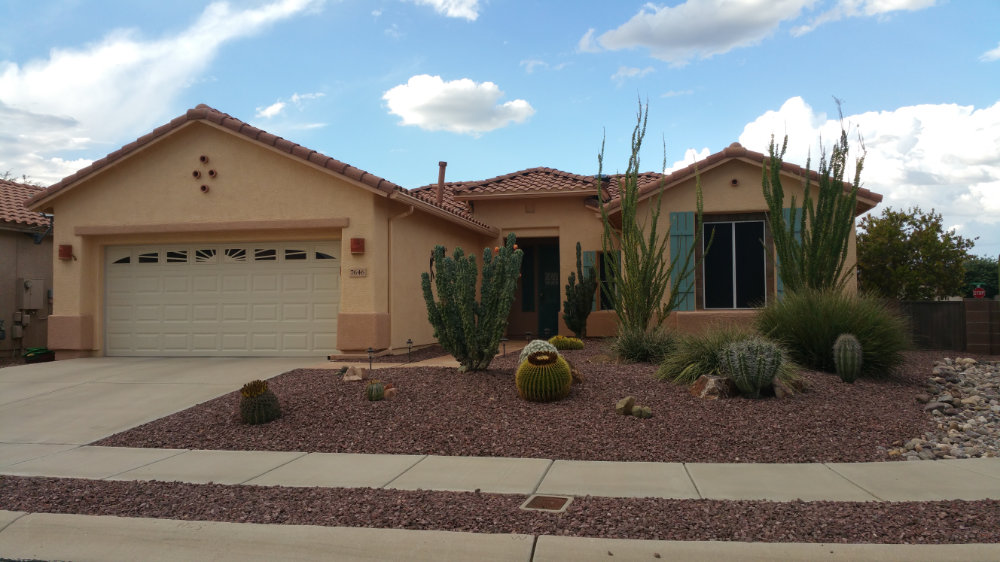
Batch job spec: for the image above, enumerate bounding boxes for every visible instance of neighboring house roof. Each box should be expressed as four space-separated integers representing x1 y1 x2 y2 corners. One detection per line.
454 167 599 199
0 179 48 230
24 104 497 235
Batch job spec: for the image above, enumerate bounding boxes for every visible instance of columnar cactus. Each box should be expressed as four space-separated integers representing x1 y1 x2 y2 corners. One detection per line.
239 379 281 425
519 339 559 363
562 242 598 338
421 232 523 372
718 338 783 398
516 351 573 402
833 333 863 383
549 335 584 350
365 380 386 401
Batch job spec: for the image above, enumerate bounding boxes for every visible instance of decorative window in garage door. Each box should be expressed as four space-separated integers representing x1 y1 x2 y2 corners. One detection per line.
107 244 339 266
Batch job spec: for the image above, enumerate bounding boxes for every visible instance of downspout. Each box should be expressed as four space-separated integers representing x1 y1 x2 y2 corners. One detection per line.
387 204 415 352
436 161 446 205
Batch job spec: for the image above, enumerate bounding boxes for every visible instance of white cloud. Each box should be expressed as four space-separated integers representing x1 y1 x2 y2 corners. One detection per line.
981 41 1000 62
577 28 601 53
737 96 1000 254
520 59 548 73
382 74 535 135
0 0 322 184
793 0 937 35
660 89 694 98
597 0 815 65
666 147 711 173
255 101 287 119
611 65 655 86
407 0 479 21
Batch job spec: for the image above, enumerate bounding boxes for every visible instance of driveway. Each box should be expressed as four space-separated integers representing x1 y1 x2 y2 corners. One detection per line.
0 357 324 461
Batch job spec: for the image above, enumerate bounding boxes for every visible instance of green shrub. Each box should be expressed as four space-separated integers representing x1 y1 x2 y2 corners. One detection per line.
656 324 799 385
611 326 674 363
549 335 584 350
755 288 909 378
717 337 784 398
519 339 559 363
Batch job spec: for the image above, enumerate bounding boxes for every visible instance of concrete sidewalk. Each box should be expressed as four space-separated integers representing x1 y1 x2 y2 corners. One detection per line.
2 510 999 562
3 445 999 502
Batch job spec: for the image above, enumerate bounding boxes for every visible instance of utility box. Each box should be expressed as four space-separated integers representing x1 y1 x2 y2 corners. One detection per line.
16 278 46 310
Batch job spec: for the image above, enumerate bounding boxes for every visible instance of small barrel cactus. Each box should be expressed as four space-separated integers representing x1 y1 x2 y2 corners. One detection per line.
549 335 584 350
718 338 783 398
365 380 386 401
516 351 573 402
833 333 863 383
239 379 281 425
519 339 559 363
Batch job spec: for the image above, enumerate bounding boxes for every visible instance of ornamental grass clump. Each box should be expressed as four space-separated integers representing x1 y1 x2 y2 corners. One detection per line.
717 337 784 398
755 287 909 378
611 326 674 364
656 324 800 386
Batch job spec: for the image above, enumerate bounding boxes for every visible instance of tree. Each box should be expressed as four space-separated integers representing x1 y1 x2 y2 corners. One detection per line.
0 171 42 186
857 207 976 300
597 100 704 334
421 232 523 372
762 112 864 293
562 242 598 338
963 255 998 299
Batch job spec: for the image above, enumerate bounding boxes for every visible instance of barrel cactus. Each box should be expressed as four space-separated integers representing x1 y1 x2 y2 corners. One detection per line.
365 380 386 401
519 339 559 363
717 338 783 398
549 335 584 350
239 379 281 425
516 351 573 402
833 333 863 383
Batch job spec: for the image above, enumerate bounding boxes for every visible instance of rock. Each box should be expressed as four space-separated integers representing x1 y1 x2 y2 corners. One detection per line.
914 393 931 404
961 396 982 405
773 378 797 399
923 402 948 412
566 359 585 385
615 396 635 415
342 366 366 382
690 375 737 400
384 387 398 400
632 405 652 419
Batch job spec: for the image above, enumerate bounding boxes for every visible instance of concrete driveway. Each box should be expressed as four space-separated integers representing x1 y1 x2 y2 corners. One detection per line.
0 357 324 451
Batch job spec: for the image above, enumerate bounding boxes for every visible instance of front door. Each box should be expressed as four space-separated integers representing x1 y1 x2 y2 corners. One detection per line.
537 244 560 338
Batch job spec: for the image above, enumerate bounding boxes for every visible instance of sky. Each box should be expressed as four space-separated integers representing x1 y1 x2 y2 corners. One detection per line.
1 0 998 256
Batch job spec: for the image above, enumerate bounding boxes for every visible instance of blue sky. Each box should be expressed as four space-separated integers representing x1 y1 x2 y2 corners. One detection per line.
1 0 998 255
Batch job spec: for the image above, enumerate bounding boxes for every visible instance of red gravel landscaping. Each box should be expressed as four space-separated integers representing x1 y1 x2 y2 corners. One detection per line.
93 340 968 463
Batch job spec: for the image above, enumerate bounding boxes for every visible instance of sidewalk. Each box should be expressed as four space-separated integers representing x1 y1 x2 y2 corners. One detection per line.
3 444 999 502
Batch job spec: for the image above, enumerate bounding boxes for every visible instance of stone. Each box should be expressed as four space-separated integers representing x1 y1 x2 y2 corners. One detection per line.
914 393 931 404
342 366 366 382
773 378 797 399
690 375 737 400
566 359 585 385
384 387 398 400
615 396 635 415
923 402 948 412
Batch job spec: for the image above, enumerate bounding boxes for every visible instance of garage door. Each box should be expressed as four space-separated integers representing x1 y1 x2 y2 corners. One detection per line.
105 242 339 356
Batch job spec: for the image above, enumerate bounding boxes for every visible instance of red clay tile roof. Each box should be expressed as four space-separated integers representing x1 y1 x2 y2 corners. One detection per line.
453 167 600 198
410 181 477 216
1 179 48 228
28 104 404 208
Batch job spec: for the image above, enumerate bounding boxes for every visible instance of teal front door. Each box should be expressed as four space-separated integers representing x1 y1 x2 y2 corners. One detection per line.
537 244 560 338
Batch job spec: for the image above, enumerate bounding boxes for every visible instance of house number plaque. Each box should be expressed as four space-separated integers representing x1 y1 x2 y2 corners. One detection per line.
349 267 367 278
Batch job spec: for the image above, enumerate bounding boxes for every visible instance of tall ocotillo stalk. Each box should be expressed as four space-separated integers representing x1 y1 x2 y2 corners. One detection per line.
421 232 523 372
597 100 705 333
763 102 865 293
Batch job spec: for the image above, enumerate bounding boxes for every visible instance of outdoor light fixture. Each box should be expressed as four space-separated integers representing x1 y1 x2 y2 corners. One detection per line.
525 331 532 341
501 337 508 356
367 347 374 370
406 338 413 362
543 328 551 339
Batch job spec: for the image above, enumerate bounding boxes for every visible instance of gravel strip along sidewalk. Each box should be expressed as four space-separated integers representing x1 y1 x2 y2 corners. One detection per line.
3 476 1000 544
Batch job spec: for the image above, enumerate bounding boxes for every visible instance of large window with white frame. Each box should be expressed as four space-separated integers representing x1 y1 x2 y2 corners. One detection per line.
702 221 766 309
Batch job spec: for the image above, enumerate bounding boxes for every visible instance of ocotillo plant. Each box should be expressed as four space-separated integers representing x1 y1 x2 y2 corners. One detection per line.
562 241 598 338
421 232 523 372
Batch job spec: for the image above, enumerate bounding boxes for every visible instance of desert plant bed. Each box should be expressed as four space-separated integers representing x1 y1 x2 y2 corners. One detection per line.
92 340 985 464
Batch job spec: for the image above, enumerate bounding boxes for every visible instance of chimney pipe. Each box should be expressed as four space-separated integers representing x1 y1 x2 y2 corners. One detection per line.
437 161 447 205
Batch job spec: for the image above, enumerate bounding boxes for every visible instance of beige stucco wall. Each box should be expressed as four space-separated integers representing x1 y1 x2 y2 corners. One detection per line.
41 121 390 356
0 230 53 352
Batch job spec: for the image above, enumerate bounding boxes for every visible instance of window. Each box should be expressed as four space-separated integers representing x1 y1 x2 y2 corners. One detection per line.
166 250 188 263
284 249 307 261
138 251 158 264
594 251 618 311
254 248 276 261
703 221 766 309
224 248 247 263
195 249 217 264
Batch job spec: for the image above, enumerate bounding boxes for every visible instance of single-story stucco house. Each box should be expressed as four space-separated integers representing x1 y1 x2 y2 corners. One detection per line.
1 178 53 354
26 105 882 359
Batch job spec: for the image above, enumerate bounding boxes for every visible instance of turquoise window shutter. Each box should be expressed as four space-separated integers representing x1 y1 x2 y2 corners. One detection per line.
582 251 596 311
670 212 696 311
775 208 803 299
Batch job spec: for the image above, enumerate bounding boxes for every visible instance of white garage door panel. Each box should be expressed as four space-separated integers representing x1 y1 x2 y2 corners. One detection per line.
106 242 340 357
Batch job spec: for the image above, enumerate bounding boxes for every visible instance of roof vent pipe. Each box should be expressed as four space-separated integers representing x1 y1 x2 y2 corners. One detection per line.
437 161 447 205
